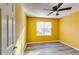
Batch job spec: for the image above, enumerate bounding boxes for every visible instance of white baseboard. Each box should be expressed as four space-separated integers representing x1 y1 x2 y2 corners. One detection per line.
27 40 59 44
60 41 79 51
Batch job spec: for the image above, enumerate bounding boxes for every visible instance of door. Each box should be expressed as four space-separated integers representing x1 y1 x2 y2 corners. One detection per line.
1 3 15 55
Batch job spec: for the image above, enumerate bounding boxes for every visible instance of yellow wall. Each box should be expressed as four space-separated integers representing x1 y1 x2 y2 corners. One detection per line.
27 17 59 43
15 4 27 55
59 11 79 49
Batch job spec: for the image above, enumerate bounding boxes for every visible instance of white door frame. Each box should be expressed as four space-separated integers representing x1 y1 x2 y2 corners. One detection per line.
0 8 1 55
0 3 15 55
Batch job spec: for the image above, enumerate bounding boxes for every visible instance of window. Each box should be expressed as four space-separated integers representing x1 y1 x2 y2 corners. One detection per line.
36 22 52 36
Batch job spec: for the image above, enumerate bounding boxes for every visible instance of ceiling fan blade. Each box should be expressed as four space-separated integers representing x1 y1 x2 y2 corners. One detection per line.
58 7 72 11
47 12 53 16
57 3 63 9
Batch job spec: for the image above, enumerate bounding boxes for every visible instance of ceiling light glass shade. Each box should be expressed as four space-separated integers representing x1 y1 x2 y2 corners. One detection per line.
53 11 58 15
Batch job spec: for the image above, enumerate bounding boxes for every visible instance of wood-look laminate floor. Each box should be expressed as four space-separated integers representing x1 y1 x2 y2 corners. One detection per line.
24 42 79 55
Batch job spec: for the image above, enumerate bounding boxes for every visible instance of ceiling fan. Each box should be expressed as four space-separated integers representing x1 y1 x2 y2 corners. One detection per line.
44 3 72 16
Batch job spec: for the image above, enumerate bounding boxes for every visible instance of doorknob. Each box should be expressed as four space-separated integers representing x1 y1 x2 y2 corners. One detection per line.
13 46 17 50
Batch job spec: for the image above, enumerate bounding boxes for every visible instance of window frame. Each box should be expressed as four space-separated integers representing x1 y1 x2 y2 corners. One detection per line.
36 21 52 36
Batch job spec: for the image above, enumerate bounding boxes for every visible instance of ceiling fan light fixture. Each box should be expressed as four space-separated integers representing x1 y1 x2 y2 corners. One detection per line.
44 3 72 16
53 11 58 15
56 12 59 16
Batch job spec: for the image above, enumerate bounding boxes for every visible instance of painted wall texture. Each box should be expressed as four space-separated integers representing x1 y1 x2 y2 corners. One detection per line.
27 17 59 43
59 11 79 49
15 4 27 55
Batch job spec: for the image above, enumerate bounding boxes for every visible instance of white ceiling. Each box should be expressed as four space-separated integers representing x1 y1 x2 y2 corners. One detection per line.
22 3 79 18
